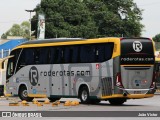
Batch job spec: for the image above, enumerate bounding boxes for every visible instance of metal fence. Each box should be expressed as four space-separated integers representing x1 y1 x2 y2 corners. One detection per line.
0 49 11 58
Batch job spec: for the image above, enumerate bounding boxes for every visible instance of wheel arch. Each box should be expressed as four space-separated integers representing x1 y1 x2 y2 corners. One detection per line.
78 83 90 98
18 83 28 94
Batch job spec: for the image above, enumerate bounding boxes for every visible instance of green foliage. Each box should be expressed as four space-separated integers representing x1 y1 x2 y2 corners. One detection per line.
1 21 30 39
155 42 160 51
1 33 7 39
9 24 21 36
21 21 30 39
153 34 160 42
32 0 143 39
153 34 160 50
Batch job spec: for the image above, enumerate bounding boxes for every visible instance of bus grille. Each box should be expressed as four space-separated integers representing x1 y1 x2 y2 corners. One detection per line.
101 77 112 96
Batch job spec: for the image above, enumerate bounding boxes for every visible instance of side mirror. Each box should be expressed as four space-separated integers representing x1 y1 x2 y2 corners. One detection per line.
0 60 4 69
0 55 14 69
1 61 4 69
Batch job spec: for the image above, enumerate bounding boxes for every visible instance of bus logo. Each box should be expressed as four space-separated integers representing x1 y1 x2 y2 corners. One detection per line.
29 66 39 86
133 41 143 52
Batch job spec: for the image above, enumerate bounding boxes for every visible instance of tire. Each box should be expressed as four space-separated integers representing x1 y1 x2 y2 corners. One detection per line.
108 98 126 105
79 86 90 104
18 86 34 102
48 97 60 102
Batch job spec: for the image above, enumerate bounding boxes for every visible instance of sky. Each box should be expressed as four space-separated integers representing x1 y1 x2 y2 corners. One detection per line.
0 0 41 37
134 0 160 38
0 0 160 38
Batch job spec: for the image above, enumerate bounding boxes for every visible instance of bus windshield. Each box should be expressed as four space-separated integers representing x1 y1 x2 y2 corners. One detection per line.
120 38 155 65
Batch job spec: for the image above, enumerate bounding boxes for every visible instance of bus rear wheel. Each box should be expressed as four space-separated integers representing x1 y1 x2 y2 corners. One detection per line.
18 86 34 102
108 98 126 105
79 86 90 104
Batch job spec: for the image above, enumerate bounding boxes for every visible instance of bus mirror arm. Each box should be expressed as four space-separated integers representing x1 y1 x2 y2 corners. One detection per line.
1 61 5 69
0 55 14 69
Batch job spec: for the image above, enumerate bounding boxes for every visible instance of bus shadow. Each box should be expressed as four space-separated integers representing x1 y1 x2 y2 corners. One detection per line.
29 100 144 107
89 102 144 107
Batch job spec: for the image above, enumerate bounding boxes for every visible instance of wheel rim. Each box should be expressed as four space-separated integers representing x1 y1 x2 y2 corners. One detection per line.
22 90 28 98
81 90 88 101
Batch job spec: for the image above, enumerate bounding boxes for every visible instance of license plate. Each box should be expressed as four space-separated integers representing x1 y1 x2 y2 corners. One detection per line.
134 91 141 94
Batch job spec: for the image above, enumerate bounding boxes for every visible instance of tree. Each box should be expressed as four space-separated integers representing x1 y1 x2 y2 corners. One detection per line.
32 0 143 39
153 34 160 42
1 33 7 39
153 33 160 50
1 21 30 39
21 21 30 39
7 24 21 36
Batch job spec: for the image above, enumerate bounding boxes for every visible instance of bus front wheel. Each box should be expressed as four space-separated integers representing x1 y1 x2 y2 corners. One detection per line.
108 98 126 105
79 86 90 104
18 86 34 102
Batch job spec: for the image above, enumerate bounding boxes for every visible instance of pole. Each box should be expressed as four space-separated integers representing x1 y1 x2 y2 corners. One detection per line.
29 11 31 40
25 10 35 40
1 49 3 58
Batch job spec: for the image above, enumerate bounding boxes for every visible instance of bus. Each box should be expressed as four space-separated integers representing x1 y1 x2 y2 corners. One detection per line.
0 56 12 96
5 37 156 105
0 61 5 96
155 57 160 89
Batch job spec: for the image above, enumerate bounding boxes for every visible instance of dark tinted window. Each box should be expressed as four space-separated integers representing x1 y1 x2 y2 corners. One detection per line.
80 45 95 63
71 46 79 63
14 42 114 70
79 43 114 63
16 48 34 72
121 39 154 55
6 49 21 79
48 43 114 64
49 47 63 64
121 39 155 65
56 47 63 63
49 47 56 64
39 48 49 64
64 47 72 63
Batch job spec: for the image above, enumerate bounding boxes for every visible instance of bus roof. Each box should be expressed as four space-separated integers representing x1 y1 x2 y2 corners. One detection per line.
121 37 151 40
14 37 120 49
22 38 85 45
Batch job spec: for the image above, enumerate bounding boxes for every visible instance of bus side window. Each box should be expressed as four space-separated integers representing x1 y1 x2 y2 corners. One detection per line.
71 46 79 63
80 46 87 63
96 43 114 62
34 48 40 64
16 48 34 72
89 45 96 62
16 49 25 71
25 49 34 65
56 47 63 63
7 49 21 79
96 44 105 62
50 47 56 64
64 47 71 63
104 43 114 60
7 58 14 76
39 47 49 64
80 45 96 63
